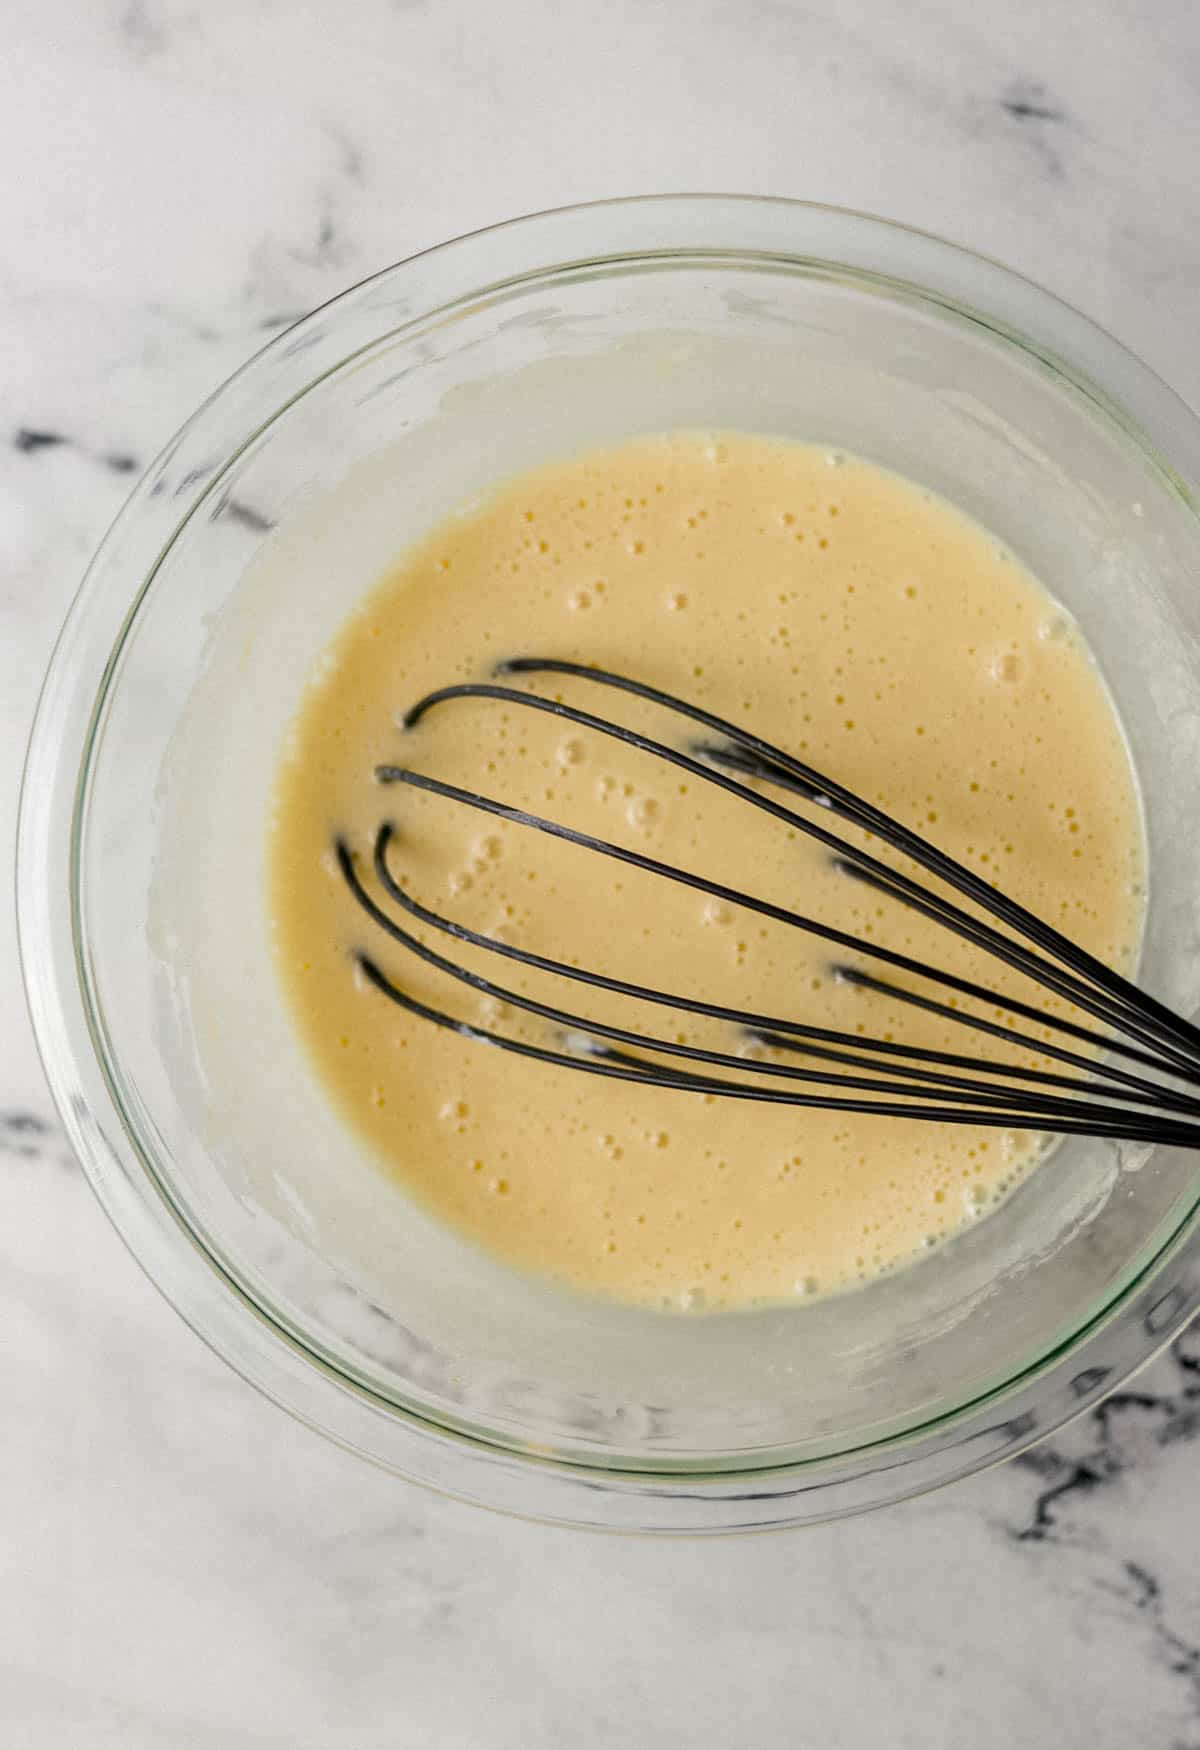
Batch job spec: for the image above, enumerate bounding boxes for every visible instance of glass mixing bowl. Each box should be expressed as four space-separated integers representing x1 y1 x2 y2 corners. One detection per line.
18 197 1200 1530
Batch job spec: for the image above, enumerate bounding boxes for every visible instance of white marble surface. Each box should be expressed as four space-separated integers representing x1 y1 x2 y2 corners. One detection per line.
4 1 1200 1743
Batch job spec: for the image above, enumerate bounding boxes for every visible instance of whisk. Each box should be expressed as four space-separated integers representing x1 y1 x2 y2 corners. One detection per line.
335 658 1200 1150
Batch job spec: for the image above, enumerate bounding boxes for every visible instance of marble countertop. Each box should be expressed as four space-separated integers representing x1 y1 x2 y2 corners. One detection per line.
4 1 1200 1743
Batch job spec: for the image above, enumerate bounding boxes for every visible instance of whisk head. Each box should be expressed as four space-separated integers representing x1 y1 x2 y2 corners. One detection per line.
334 659 1200 1150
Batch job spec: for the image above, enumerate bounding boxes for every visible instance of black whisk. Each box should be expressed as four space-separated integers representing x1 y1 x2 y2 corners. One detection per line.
335 659 1200 1150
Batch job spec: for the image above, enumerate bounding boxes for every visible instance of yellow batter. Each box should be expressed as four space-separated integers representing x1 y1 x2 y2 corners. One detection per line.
269 432 1144 1310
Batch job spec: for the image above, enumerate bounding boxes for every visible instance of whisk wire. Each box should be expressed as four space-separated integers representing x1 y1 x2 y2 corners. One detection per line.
397 669 1200 1074
354 829 1200 1122
502 659 1199 1060
335 660 1200 1150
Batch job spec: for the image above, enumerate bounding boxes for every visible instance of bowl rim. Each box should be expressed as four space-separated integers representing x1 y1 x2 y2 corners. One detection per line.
17 192 1200 1530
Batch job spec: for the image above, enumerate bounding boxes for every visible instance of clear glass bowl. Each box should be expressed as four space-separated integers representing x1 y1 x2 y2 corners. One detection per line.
18 196 1200 1530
